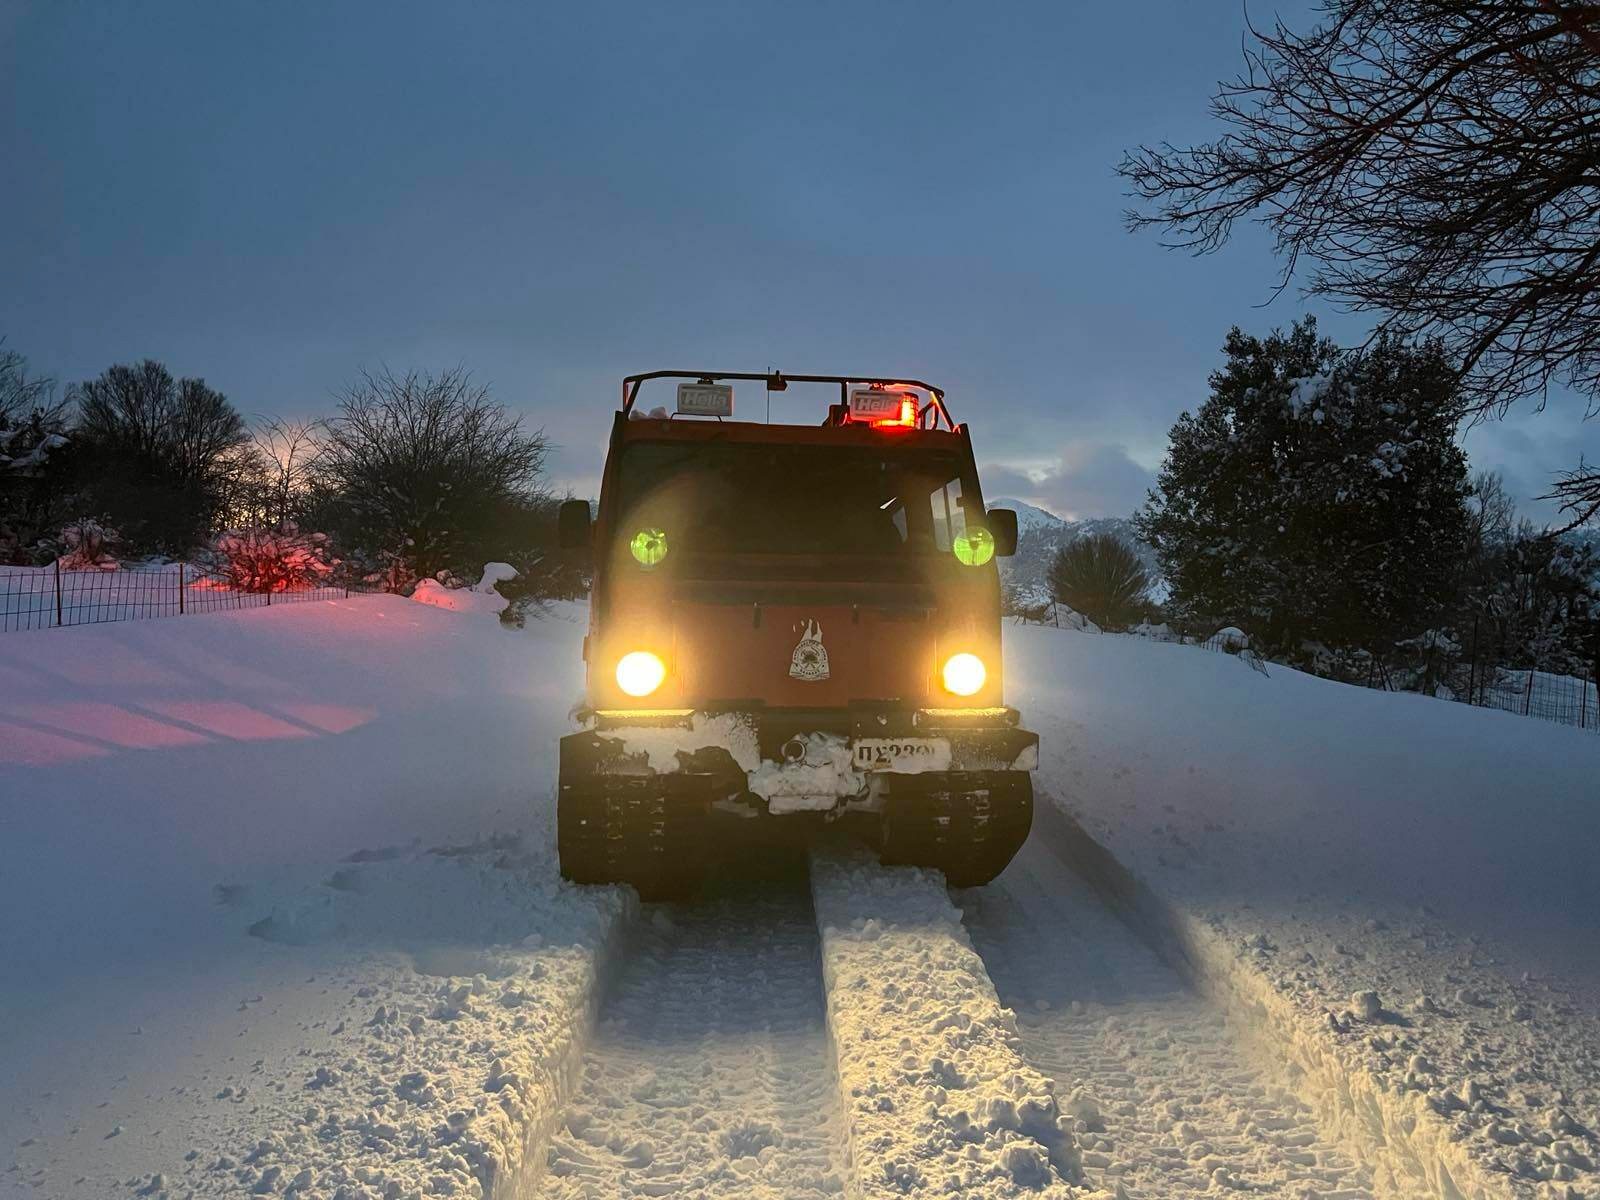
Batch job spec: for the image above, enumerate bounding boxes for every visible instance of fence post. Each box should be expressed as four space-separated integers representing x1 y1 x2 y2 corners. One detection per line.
1467 615 1478 706
178 563 185 614
1524 669 1535 716
54 559 62 627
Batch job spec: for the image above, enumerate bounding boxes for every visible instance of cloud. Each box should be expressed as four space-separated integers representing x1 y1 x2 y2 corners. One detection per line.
980 442 1156 521
1461 403 1600 527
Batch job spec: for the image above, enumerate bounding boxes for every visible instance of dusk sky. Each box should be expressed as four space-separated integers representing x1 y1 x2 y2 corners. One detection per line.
4 0 1595 522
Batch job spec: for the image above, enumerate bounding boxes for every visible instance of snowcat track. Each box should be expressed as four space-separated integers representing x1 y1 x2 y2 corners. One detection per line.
878 770 1033 887
557 776 710 901
538 855 845 1199
957 832 1378 1199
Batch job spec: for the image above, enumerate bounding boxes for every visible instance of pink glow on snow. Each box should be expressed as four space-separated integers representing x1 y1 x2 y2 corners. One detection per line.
0 693 376 765
19 702 212 751
274 702 378 735
143 700 316 742
0 717 115 766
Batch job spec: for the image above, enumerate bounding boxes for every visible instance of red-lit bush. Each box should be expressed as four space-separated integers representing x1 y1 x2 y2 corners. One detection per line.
209 522 334 593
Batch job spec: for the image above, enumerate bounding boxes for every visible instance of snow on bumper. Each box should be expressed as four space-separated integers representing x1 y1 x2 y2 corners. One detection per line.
561 710 1038 813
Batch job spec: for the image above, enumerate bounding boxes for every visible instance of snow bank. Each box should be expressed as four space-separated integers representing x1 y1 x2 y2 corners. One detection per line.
410 568 514 616
809 849 1112 1199
1011 624 1600 1197
188 842 630 1199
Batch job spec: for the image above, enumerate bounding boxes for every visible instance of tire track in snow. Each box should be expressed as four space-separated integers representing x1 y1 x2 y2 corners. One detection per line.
538 855 845 1200
958 836 1376 1200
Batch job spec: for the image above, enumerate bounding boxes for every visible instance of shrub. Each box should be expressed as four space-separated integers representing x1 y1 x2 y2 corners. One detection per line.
209 522 334 593
57 519 121 571
1047 534 1150 630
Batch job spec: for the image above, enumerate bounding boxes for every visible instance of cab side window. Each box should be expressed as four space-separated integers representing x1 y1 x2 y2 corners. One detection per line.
930 478 966 552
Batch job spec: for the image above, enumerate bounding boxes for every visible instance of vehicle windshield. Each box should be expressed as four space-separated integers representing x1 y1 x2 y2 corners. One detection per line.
613 441 982 558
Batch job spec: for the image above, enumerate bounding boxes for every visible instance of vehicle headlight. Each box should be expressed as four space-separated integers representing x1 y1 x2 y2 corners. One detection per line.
941 652 986 697
615 650 666 697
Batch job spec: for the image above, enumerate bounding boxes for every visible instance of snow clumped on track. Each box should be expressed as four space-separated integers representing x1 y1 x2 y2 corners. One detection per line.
809 848 1114 1200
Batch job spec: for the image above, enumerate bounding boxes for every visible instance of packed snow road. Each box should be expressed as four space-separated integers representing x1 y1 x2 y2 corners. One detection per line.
540 851 846 1200
532 827 1379 1200
959 811 1376 1199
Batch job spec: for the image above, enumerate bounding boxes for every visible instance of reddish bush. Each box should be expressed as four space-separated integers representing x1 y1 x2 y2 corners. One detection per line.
209 523 334 593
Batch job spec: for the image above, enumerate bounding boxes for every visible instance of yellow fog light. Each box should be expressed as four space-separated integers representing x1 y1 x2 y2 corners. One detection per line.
615 650 666 697
941 652 986 697
629 527 668 566
953 527 995 566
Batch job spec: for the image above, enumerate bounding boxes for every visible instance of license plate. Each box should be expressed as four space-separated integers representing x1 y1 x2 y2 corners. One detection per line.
853 737 949 771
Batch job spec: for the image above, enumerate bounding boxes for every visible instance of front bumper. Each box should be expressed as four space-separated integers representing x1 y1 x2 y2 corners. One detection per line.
560 706 1038 816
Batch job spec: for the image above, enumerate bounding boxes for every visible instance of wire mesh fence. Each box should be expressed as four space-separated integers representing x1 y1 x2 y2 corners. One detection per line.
1 562 372 633
1010 601 1599 734
1467 668 1600 730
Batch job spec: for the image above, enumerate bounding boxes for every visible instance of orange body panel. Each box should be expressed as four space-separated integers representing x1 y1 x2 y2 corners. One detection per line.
585 412 1004 712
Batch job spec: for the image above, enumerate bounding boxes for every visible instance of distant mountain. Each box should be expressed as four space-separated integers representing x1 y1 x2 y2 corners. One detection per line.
987 498 1167 605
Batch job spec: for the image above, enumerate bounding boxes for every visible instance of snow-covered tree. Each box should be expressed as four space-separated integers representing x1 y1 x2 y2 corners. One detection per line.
1477 533 1600 679
0 343 75 563
1138 318 1474 657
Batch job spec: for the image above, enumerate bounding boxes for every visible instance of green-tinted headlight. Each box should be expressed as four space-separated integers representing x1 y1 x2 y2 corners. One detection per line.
953 526 995 566
629 527 668 566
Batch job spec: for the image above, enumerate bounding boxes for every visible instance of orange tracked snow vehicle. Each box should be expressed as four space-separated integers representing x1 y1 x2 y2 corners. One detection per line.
556 372 1037 897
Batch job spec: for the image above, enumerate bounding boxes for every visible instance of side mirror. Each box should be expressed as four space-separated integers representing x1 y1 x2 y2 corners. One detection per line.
987 507 1018 557
558 499 592 549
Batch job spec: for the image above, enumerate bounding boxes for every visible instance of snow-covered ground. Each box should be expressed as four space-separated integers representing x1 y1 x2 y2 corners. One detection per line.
1 596 624 1197
3 593 1598 1198
1011 624 1600 1196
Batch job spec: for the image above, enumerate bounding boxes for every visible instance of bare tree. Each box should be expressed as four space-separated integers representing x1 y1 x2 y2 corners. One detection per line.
1467 470 1519 550
314 366 547 582
74 361 250 482
1545 457 1600 526
1119 1 1600 524
0 342 56 428
69 360 251 552
244 417 325 526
